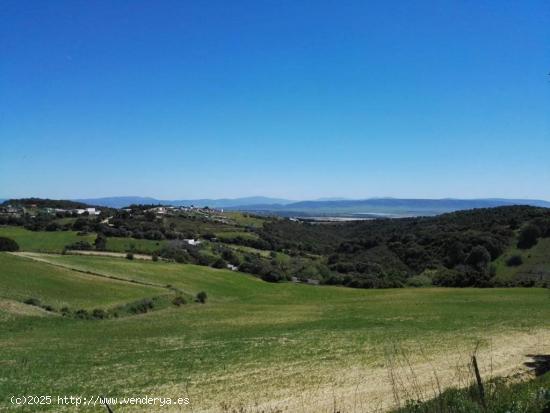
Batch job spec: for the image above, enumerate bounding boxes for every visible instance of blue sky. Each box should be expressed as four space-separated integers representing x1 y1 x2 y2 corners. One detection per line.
1 0 549 200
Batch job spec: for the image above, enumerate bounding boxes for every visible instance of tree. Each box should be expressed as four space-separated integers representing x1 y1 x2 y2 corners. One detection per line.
517 224 541 249
0 237 19 251
94 234 107 250
466 245 491 272
196 291 207 303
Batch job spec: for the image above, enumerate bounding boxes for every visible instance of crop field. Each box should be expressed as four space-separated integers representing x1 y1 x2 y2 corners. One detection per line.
1 252 549 412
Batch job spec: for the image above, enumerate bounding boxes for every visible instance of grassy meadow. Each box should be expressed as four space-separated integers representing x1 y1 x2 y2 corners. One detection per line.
0 226 166 254
0 226 95 253
1 251 549 412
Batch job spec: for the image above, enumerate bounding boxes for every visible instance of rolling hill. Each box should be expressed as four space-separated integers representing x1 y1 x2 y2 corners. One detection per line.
1 251 549 412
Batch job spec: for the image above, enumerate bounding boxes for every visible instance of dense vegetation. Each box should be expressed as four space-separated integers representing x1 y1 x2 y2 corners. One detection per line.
256 206 550 288
2 199 550 289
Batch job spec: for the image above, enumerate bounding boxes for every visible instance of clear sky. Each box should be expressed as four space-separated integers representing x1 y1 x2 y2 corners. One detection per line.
1 1 549 200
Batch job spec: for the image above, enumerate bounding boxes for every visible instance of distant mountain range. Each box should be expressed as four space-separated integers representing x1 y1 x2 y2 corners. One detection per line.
228 198 550 217
69 196 550 217
74 196 294 209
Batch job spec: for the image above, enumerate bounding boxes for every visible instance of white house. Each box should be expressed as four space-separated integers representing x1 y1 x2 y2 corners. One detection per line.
183 239 202 246
75 208 101 216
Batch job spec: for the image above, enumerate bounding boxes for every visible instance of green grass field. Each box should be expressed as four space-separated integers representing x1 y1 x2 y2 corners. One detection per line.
0 226 96 253
0 253 167 310
0 226 166 254
104 237 166 253
1 252 549 412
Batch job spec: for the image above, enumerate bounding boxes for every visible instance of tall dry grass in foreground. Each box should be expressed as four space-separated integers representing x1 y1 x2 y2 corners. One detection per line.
216 334 550 413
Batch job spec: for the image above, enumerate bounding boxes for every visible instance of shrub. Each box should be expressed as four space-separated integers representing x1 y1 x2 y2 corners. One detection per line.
94 234 107 250
65 241 92 251
126 252 134 260
92 309 107 319
0 236 19 251
129 299 154 314
261 272 281 283
172 296 187 306
212 258 227 269
24 297 41 306
196 291 207 304
75 309 90 319
406 274 433 287
506 255 523 267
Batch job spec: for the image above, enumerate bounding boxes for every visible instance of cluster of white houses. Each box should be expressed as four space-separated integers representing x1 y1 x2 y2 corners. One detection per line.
0 204 101 217
44 207 101 216
144 205 224 215
140 205 230 224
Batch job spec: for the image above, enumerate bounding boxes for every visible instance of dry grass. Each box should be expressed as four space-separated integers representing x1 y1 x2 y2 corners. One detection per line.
141 329 550 413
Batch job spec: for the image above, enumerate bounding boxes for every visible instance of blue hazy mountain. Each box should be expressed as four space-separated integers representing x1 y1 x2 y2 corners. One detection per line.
73 196 550 216
75 196 294 209
226 197 550 217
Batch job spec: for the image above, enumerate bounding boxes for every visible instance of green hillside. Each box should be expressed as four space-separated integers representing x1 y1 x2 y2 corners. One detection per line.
0 226 95 253
1 252 549 412
0 253 166 310
493 237 550 284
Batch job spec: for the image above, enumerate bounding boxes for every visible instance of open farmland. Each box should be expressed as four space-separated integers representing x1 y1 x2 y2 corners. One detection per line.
0 252 549 412
0 226 95 253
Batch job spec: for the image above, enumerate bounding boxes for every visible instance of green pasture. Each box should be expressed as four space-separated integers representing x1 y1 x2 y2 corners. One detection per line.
0 252 549 411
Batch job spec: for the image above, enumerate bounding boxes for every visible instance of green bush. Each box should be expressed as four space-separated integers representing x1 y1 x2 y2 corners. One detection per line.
75 309 90 319
128 299 154 314
24 297 41 306
91 309 107 319
196 291 207 304
172 296 187 306
406 274 433 287
0 236 19 251
212 258 227 269
506 255 523 267
66 241 92 251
